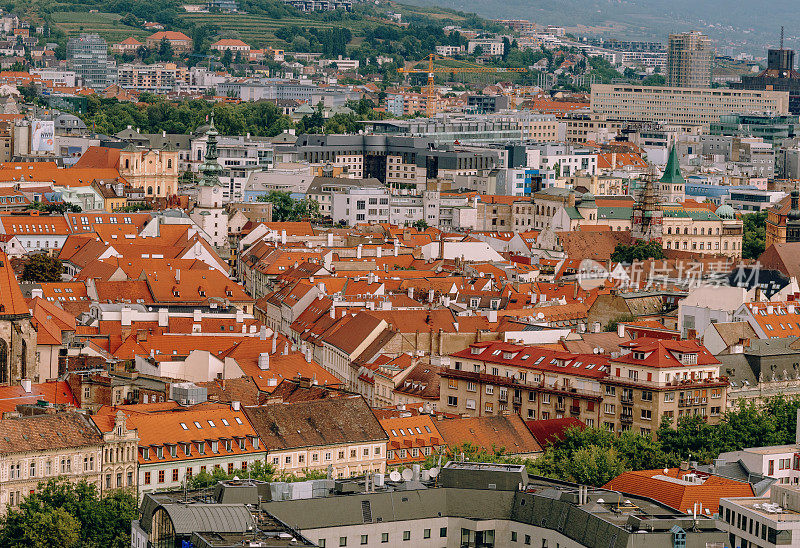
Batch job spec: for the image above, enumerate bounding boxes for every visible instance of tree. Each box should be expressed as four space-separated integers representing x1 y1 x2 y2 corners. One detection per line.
0 479 136 548
221 49 233 67
157 37 174 62
610 240 664 263
21 254 63 283
412 219 429 231
742 211 767 260
258 190 295 221
27 202 81 213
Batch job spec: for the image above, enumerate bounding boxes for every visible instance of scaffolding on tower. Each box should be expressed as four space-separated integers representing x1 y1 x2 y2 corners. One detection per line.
631 165 663 242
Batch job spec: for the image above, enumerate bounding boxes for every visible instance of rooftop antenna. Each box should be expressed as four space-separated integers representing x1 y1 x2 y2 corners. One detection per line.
781 26 785 50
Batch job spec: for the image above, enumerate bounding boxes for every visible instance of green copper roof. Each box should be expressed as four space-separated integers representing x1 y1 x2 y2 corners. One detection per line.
659 145 684 185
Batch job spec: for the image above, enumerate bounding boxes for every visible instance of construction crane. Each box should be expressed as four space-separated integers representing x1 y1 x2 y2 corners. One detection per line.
397 54 528 117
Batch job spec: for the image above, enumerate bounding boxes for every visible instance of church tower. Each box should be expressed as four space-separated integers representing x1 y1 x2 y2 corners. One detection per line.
0 251 37 384
190 114 229 248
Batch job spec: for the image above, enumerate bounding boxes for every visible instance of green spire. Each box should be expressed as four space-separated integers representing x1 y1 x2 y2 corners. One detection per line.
659 145 684 185
198 112 223 187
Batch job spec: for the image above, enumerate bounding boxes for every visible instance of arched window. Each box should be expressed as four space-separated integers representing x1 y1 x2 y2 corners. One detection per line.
0 339 7 384
124 158 129 170
667 227 672 235
19 340 25 380
167 159 173 169
147 186 153 195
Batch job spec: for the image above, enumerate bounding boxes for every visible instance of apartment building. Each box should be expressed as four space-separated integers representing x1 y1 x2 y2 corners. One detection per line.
591 84 790 127
0 412 105 513
667 31 713 88
602 338 727 435
440 341 606 426
243 396 387 478
117 63 187 93
661 204 744 257
98 402 266 497
719 484 800 548
440 337 727 437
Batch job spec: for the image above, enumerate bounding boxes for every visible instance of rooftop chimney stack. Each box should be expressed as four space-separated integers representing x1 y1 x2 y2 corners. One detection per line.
258 352 270 370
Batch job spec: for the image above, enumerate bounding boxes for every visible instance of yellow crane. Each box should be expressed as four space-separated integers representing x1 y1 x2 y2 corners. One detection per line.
397 54 528 117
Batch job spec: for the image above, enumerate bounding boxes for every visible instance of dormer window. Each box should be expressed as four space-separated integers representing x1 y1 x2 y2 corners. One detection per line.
156 446 164 459
169 445 177 458
142 448 150 460
679 353 697 365
470 347 481 355
211 440 219 453
633 351 647 360
197 442 206 455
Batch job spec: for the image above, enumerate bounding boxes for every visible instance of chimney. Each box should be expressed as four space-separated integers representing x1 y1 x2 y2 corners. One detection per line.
394 240 399 257
327 232 334 246
593 322 601 333
193 309 201 322
368 271 375 285
235 308 244 323
376 246 382 258
121 306 132 327
330 305 336 319
20 379 31 393
259 326 267 340
318 282 326 295
617 322 625 339
271 336 277 353
175 269 181 282
31 287 43 299
283 342 289 355
158 307 168 327
356 244 363 259
258 352 270 370
231 401 240 411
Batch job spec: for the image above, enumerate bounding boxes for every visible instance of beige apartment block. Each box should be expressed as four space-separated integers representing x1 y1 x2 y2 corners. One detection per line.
591 84 789 127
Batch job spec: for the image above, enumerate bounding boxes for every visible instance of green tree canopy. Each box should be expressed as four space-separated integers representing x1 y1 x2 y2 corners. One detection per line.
610 240 665 263
21 254 63 283
0 479 136 548
742 211 767 260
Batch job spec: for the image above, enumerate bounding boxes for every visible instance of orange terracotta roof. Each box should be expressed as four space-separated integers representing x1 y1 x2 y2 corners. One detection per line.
603 468 754 512
0 381 76 415
0 250 28 316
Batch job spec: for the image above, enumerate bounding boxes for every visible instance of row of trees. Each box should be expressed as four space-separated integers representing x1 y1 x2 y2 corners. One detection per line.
257 190 321 222
425 397 800 487
0 479 136 548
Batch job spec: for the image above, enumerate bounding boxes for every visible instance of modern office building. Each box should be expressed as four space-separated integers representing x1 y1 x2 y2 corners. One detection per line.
709 114 800 144
732 47 800 114
133 463 729 548
590 84 790 127
667 31 713 87
66 34 110 90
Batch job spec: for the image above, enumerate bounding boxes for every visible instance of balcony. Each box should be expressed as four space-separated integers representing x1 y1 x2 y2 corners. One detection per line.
498 393 508 402
512 396 522 405
620 396 634 404
555 403 566 412
620 414 634 424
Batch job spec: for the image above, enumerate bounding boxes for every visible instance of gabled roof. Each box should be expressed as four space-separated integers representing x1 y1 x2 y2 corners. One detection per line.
435 414 542 456
0 412 101 455
613 338 719 369
0 250 27 316
243 396 387 450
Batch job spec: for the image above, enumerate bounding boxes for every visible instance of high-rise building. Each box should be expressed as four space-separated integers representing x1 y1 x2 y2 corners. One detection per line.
667 31 713 87
732 46 800 114
67 33 110 90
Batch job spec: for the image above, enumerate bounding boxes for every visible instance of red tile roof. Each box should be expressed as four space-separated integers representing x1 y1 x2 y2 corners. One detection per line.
603 468 754 513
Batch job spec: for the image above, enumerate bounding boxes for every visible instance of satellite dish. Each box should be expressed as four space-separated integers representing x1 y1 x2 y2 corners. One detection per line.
389 470 401 482
663 468 669 475
597 498 605 503
233 475 240 481
429 467 440 478
401 468 414 481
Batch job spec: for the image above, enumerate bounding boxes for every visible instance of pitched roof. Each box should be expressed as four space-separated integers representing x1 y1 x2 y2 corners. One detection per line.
660 146 685 185
613 338 719 369
524 417 585 448
243 396 387 450
379 414 442 465
0 250 27 316
0 380 76 414
435 414 543 456
603 468 754 513
148 31 191 41
0 412 102 455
